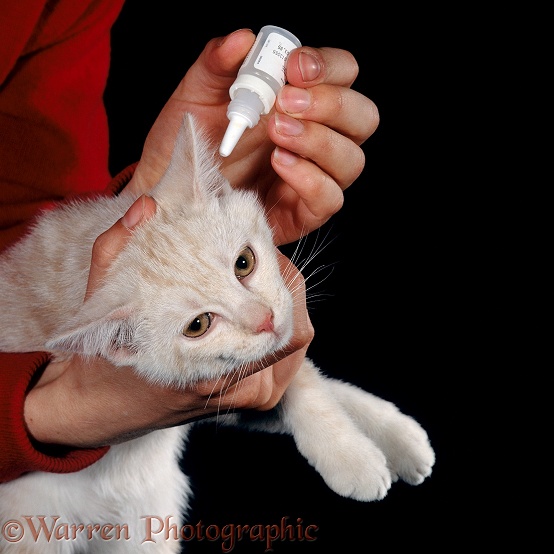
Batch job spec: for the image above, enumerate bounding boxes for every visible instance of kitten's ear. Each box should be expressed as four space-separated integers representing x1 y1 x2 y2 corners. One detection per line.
150 113 232 209
45 306 140 365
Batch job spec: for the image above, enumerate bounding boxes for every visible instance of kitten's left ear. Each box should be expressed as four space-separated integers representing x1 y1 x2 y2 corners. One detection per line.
150 113 232 209
45 306 140 365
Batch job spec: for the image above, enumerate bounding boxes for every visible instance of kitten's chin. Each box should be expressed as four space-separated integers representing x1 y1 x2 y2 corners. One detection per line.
207 328 293 380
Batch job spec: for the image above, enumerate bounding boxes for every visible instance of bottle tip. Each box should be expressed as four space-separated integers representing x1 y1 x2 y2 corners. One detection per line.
219 116 250 157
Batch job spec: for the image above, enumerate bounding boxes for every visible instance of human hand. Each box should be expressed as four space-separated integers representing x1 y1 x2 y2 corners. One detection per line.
127 29 379 245
24 196 313 448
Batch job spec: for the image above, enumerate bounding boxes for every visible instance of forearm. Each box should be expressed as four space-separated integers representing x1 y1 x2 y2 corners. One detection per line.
0 353 109 483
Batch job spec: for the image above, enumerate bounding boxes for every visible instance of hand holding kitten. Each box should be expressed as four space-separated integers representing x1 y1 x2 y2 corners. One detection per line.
24 195 314 448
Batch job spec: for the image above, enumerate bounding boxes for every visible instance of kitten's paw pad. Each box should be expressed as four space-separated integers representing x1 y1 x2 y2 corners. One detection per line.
383 415 435 486
311 438 392 502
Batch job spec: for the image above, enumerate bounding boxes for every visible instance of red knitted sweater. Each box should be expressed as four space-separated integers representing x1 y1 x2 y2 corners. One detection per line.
0 0 127 482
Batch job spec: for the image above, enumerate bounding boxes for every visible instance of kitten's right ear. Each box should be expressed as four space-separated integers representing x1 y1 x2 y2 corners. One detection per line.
150 113 232 210
45 306 140 366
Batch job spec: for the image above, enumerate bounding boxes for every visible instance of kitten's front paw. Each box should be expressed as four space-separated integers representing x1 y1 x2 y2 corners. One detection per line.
383 414 435 486
302 434 392 502
330 381 435 488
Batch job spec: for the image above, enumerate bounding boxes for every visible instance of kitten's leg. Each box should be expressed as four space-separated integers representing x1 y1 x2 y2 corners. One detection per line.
235 359 393 501
281 360 395 501
327 377 435 486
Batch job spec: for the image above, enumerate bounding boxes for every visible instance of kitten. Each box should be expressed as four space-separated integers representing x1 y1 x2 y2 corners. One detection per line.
0 114 435 553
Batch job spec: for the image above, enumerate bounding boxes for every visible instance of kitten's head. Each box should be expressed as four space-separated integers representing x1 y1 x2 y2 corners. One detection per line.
47 114 294 386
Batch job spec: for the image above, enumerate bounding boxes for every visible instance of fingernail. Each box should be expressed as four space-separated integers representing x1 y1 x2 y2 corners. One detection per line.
122 195 145 229
219 28 253 46
298 52 321 82
278 86 311 114
273 147 298 166
274 113 304 136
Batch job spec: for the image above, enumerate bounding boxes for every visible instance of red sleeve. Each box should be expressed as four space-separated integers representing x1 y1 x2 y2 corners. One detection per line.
0 0 126 251
0 0 130 482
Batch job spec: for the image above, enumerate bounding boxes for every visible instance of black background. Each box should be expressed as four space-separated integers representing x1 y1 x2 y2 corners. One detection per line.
104 3 462 552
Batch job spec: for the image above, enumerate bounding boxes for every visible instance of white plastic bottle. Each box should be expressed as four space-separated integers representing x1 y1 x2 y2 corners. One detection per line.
219 25 302 157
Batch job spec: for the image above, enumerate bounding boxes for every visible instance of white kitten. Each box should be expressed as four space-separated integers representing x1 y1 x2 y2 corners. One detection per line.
0 114 435 553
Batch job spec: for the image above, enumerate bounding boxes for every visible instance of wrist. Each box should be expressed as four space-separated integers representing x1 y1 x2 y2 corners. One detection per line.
23 359 77 447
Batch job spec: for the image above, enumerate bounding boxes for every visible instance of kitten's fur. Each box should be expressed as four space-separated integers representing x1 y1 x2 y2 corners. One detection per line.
0 114 435 553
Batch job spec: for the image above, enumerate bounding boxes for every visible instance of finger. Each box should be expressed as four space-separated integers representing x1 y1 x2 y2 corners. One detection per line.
286 47 359 88
273 250 313 356
263 347 309 409
270 114 366 190
84 195 157 300
276 84 379 146
268 153 343 244
171 29 255 109
263 115 364 244
222 367 276 410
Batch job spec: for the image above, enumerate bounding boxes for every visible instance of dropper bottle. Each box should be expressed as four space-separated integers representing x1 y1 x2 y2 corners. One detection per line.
219 25 302 157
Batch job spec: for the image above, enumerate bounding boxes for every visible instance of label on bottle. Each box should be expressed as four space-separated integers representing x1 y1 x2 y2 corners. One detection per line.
250 32 298 87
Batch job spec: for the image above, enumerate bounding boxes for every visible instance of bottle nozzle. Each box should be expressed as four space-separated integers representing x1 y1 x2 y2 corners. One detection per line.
219 115 250 157
219 88 265 157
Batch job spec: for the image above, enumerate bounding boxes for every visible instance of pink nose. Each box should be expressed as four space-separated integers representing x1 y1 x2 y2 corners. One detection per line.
256 312 274 333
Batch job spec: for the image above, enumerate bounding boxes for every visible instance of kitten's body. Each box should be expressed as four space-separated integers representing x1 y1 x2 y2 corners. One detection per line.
0 115 435 553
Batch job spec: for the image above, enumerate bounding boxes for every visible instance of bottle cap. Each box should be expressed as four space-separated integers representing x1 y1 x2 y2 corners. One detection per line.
219 89 265 157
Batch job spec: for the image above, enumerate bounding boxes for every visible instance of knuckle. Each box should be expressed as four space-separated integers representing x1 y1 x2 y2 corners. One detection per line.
91 231 112 268
349 146 366 181
91 221 129 267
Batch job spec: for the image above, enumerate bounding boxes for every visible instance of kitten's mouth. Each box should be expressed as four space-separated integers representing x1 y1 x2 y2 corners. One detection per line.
215 337 286 375
226 357 278 382
215 345 281 367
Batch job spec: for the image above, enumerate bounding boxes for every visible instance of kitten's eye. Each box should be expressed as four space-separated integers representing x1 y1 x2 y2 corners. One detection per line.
235 246 255 280
183 313 212 338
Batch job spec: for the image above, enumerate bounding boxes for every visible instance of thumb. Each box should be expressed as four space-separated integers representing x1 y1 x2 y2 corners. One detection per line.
127 30 256 197
84 195 157 301
176 29 256 107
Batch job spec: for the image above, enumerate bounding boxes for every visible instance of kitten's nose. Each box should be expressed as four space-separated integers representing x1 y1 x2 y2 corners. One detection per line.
244 302 274 333
256 312 274 333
